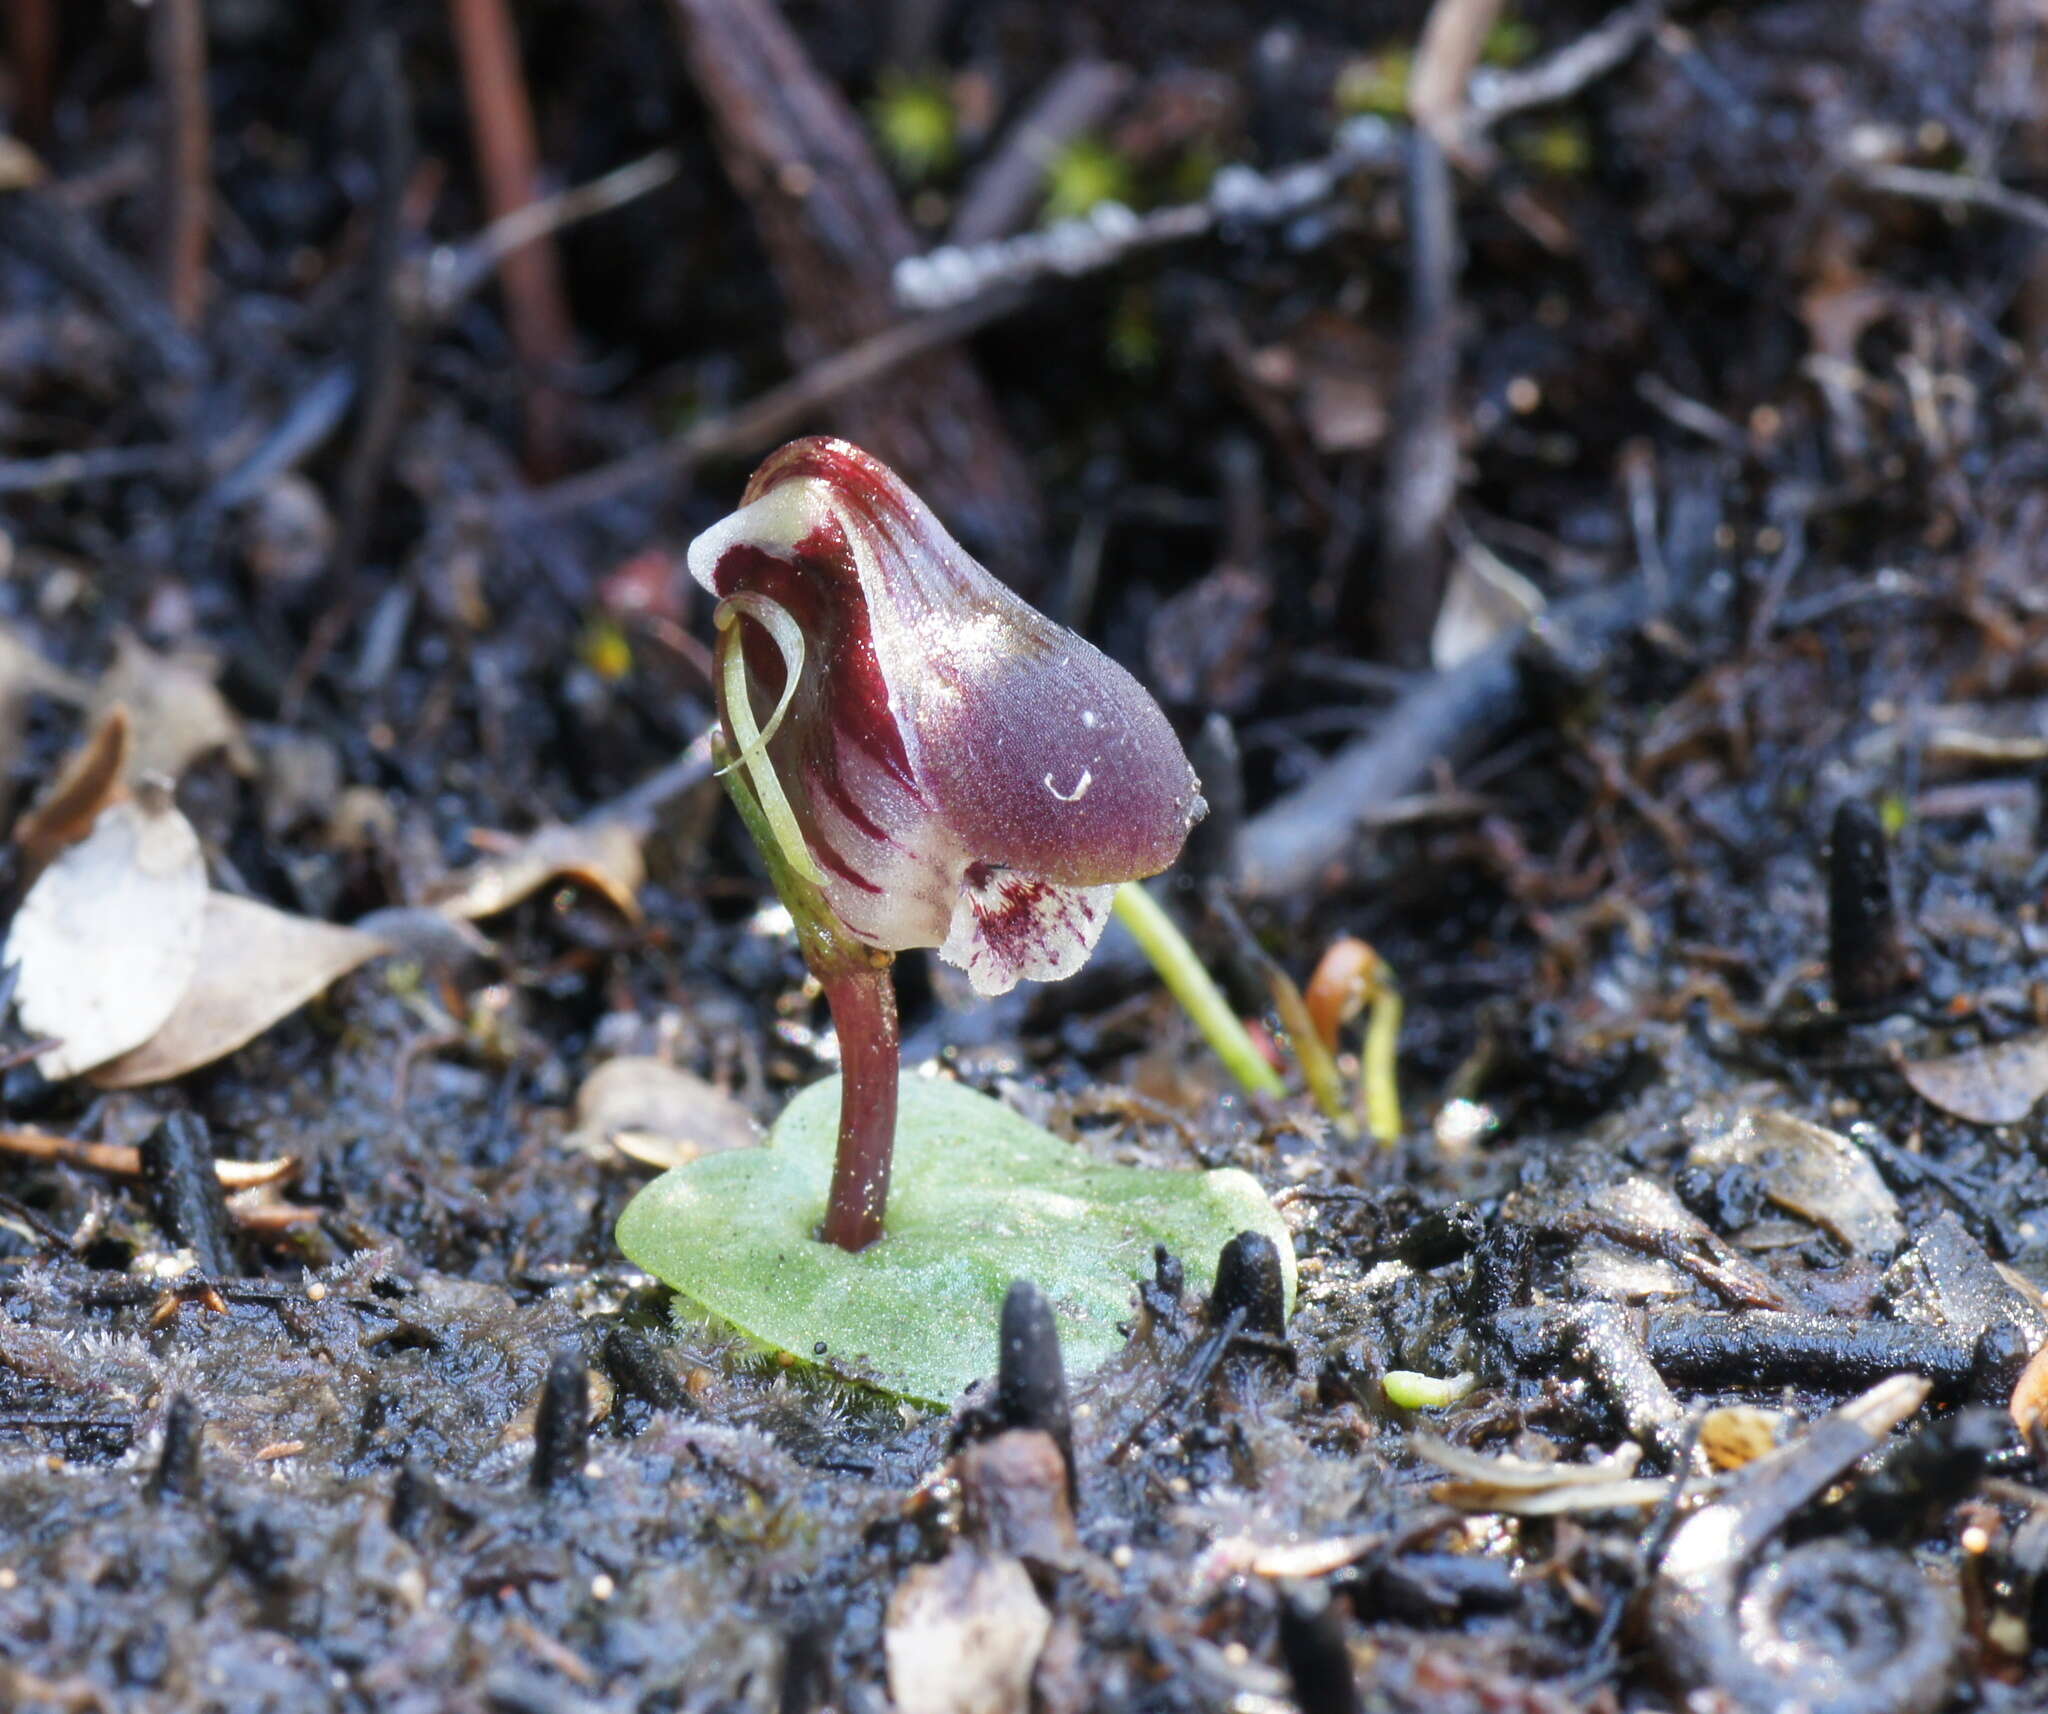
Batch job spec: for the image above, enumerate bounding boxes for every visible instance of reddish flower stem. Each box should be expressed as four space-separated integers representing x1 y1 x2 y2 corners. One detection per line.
817 959 900 1253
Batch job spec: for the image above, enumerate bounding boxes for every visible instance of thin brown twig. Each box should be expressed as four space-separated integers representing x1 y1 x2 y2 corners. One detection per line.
447 0 576 474
1857 162 2048 238
6 0 56 145
420 148 679 318
518 288 1026 520
0 1127 295 1189
151 0 210 326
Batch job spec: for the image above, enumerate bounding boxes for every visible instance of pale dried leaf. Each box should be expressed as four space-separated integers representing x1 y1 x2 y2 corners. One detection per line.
90 894 389 1088
1431 538 1544 671
433 820 645 922
1411 1432 1642 1490
570 1056 760 1169
1684 1105 1905 1258
1901 1031 2048 1127
4 791 207 1078
91 631 253 783
1699 1405 1786 1471
885 1547 1049 1714
13 703 132 878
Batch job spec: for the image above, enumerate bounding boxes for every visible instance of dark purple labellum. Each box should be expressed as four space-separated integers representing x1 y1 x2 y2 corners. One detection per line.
690 438 1202 995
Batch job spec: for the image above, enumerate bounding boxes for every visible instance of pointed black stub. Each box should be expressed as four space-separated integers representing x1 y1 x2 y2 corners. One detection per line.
530 1349 590 1494
1828 799 1917 1012
140 1113 237 1279
1209 1230 1288 1341
151 1393 204 1503
602 1323 688 1414
1278 1581 1362 1714
390 1458 442 1542
997 1279 1076 1504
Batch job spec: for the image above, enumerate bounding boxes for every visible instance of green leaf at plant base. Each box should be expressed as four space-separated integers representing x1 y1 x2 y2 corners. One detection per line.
615 1074 1294 1408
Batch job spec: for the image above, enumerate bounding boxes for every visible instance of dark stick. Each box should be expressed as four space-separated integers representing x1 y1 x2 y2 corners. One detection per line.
331 28 416 597
997 1280 1075 1504
151 0 210 326
0 192 204 380
1828 799 1918 1011
1236 576 1658 899
140 1113 237 1279
7 0 56 145
447 0 575 474
529 1349 590 1491
151 1394 204 1502
667 0 1042 573
1364 127 1459 664
817 962 901 1253
1277 1583 1363 1714
601 1324 689 1413
1209 1231 1289 1341
521 289 1024 522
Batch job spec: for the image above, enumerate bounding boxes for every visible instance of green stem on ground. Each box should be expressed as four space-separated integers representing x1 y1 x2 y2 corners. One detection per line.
1112 882 1285 1100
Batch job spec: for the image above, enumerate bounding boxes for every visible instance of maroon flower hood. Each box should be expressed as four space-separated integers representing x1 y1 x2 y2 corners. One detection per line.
689 438 1202 995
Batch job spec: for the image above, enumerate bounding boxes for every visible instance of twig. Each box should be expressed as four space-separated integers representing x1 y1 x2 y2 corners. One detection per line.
669 0 1041 567
0 1127 294 1189
895 116 1400 313
520 288 1025 519
447 0 576 473
894 0 1660 315
1237 577 1661 899
420 148 679 318
1368 126 1460 665
0 443 192 497
0 191 204 380
1465 0 1664 131
7 0 56 145
332 29 417 596
947 60 1131 246
1409 0 1505 144
151 0 210 326
1857 162 2048 239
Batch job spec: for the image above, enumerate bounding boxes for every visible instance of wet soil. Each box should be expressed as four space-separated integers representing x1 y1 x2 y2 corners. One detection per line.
6 0 2048 1710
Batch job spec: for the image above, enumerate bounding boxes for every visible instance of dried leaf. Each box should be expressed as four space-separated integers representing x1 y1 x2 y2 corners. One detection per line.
1900 1031 2048 1127
4 790 208 1078
885 1547 1049 1714
433 820 645 922
570 1056 760 1169
90 894 388 1088
1684 1105 1905 1259
1432 538 1545 671
13 704 132 878
91 630 253 784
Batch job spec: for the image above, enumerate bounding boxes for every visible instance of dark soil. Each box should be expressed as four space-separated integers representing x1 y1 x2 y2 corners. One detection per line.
6 1 2048 1710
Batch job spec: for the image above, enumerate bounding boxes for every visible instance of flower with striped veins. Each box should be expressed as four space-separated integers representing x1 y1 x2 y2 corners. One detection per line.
690 437 1202 1251
690 436 1202 998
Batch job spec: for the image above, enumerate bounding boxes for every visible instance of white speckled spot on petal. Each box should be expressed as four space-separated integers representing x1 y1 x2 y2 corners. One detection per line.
938 866 1115 997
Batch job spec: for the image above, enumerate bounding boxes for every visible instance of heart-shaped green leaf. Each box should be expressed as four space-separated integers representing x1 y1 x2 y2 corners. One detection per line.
615 1073 1292 1406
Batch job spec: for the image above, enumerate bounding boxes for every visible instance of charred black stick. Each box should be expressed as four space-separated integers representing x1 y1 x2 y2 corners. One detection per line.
139 1113 237 1279
530 1349 590 1491
996 1280 1075 1504
1828 800 1919 1012
331 28 416 597
1277 1582 1363 1714
151 1393 204 1501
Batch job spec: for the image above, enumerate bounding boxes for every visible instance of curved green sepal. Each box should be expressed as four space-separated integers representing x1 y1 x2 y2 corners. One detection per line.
615 1074 1293 1407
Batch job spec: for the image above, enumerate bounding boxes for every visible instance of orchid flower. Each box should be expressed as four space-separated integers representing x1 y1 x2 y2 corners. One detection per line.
690 437 1202 1250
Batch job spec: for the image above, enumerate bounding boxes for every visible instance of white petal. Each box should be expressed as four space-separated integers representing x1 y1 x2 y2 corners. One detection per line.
939 868 1115 997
